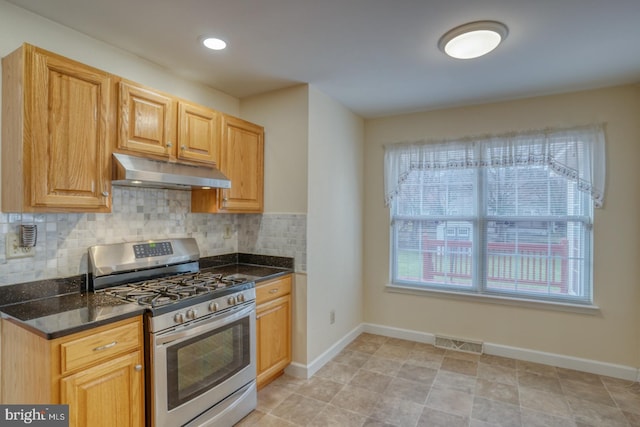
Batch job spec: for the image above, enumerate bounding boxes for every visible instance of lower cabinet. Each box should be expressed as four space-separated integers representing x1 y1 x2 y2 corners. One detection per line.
1 316 144 427
61 351 144 427
256 275 292 389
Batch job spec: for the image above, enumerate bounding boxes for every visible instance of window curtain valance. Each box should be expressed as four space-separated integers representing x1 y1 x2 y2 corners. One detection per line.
383 124 606 208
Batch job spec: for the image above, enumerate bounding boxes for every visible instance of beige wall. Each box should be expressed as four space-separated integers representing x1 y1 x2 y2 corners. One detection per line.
242 85 365 365
0 0 239 115
307 86 364 361
240 85 309 214
240 85 310 364
364 85 640 369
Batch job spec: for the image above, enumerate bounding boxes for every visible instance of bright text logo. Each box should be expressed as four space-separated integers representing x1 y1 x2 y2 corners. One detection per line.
0 405 68 426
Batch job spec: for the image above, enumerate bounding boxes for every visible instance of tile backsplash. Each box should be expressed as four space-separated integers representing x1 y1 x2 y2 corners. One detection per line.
237 213 307 272
0 187 306 285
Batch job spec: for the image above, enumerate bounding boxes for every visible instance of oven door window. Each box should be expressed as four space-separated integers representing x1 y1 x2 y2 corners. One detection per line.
166 316 250 410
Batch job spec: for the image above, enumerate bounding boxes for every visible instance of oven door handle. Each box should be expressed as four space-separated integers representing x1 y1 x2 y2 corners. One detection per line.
155 303 254 347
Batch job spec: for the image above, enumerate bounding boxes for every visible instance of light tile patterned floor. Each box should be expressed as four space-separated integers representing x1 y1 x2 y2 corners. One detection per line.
236 333 640 426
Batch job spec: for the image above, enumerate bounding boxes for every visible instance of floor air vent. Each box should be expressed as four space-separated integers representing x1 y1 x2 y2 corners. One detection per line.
435 335 483 354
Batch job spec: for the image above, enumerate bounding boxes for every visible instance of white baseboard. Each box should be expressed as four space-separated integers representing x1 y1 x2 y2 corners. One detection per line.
361 323 435 344
368 322 639 382
286 322 639 383
285 323 364 379
483 342 639 382
283 361 308 379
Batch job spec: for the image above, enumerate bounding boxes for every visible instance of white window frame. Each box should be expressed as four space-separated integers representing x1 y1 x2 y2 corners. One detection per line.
384 125 605 308
389 166 594 305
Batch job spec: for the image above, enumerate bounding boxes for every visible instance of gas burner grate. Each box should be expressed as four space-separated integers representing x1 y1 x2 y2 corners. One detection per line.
101 271 252 307
139 292 181 307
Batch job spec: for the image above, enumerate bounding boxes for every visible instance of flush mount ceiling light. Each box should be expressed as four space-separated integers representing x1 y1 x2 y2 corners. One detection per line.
438 21 508 59
202 37 227 51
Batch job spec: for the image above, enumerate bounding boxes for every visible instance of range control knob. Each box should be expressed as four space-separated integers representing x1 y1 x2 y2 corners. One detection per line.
237 294 245 303
227 296 237 306
174 313 185 324
186 309 198 320
208 302 220 312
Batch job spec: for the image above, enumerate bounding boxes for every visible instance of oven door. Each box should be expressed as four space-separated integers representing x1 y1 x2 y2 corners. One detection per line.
151 302 256 427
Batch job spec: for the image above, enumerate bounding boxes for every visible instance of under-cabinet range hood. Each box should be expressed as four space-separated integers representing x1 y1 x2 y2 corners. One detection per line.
112 153 231 190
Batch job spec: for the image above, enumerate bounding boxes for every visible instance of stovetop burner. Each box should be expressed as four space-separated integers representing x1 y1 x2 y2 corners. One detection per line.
88 238 257 322
102 271 249 307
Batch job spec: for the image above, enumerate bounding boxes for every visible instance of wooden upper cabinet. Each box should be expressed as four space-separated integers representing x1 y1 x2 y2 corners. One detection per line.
118 81 176 159
1 43 112 212
178 101 220 164
1 43 261 215
117 80 218 165
220 115 265 212
191 114 264 213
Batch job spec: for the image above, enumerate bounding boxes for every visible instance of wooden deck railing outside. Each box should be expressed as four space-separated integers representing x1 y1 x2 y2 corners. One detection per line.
421 237 569 293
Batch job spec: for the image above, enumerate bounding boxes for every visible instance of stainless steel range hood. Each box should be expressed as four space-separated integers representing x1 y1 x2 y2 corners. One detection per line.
112 153 231 190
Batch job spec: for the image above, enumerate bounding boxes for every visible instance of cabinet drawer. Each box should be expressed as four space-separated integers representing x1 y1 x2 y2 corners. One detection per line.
60 321 141 374
256 275 292 305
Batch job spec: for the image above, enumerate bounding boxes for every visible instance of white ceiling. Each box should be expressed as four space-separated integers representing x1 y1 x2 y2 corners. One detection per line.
7 0 640 118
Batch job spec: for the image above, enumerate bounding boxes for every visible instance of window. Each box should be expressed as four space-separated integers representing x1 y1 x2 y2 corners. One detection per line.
384 125 606 305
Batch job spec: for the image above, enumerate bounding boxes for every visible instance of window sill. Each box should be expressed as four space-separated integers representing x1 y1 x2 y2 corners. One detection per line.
385 283 600 315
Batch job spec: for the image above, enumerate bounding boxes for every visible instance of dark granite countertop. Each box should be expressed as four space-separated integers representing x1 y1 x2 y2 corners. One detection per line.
0 293 145 339
0 253 294 340
199 253 295 271
0 275 83 307
200 252 293 282
202 264 291 282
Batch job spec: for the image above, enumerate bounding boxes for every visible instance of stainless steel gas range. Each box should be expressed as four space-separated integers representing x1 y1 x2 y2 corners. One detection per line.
88 238 257 427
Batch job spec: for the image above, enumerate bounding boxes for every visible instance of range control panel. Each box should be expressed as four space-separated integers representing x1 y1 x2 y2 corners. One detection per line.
133 241 174 258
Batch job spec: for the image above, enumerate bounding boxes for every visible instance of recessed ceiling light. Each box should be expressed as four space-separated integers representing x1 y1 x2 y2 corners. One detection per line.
438 21 508 59
202 37 227 51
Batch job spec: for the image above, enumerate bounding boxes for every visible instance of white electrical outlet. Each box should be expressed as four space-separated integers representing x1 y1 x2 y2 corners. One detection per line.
6 233 35 259
330 309 335 324
223 225 233 239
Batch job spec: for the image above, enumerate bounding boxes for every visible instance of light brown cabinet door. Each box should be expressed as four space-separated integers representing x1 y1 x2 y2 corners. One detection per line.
61 350 144 427
118 81 175 159
219 115 264 212
2 44 112 212
256 294 291 388
191 114 264 213
177 101 220 165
